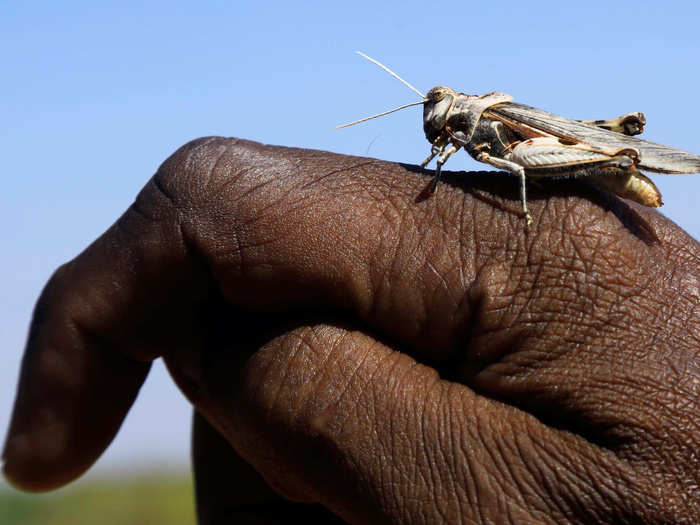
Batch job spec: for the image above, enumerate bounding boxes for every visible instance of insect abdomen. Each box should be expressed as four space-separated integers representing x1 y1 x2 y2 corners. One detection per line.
588 171 663 207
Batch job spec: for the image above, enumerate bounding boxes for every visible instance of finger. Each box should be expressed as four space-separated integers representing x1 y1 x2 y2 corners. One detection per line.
3 311 150 492
149 137 691 360
3 140 211 490
194 323 693 523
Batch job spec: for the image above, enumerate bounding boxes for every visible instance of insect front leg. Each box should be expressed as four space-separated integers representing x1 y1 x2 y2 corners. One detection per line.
420 143 444 169
421 130 453 168
580 112 646 136
475 151 532 226
430 144 461 193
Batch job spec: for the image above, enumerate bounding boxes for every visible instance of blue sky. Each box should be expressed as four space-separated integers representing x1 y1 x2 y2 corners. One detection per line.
2 1 699 487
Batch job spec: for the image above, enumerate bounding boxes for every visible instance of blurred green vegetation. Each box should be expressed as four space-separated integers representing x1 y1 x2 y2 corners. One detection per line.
0 473 195 525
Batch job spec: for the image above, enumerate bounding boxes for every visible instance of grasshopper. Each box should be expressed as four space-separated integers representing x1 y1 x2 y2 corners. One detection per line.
338 52 700 225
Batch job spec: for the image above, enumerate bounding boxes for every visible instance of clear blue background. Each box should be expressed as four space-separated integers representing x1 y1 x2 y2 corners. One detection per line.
2 0 699 487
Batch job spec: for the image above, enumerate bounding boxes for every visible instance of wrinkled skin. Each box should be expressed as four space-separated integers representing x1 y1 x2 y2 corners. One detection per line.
3 137 700 524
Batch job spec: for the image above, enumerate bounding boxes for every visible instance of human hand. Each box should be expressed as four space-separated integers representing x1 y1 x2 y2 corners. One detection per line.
4 138 699 523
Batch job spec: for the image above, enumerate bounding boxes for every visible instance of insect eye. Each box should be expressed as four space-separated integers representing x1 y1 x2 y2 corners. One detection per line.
427 87 447 102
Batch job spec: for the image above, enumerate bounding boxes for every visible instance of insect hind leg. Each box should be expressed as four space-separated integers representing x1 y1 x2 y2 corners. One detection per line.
580 112 646 136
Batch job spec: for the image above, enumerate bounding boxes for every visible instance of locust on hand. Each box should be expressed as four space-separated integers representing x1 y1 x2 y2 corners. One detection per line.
338 52 700 226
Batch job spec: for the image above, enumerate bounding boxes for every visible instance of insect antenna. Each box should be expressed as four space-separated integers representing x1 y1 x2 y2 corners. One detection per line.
335 52 427 129
355 52 425 99
335 100 426 129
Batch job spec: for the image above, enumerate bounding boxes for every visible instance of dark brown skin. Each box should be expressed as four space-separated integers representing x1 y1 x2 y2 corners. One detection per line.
3 137 700 524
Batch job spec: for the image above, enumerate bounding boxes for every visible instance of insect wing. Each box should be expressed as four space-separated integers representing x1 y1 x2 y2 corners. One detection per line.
489 102 700 174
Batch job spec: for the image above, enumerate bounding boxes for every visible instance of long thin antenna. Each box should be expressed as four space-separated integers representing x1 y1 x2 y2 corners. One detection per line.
356 51 425 99
335 100 426 129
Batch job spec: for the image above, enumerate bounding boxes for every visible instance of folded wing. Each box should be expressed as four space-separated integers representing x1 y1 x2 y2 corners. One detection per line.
489 102 700 174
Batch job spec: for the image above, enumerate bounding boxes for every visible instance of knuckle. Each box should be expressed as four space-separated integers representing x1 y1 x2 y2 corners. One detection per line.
151 136 299 217
152 136 237 210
